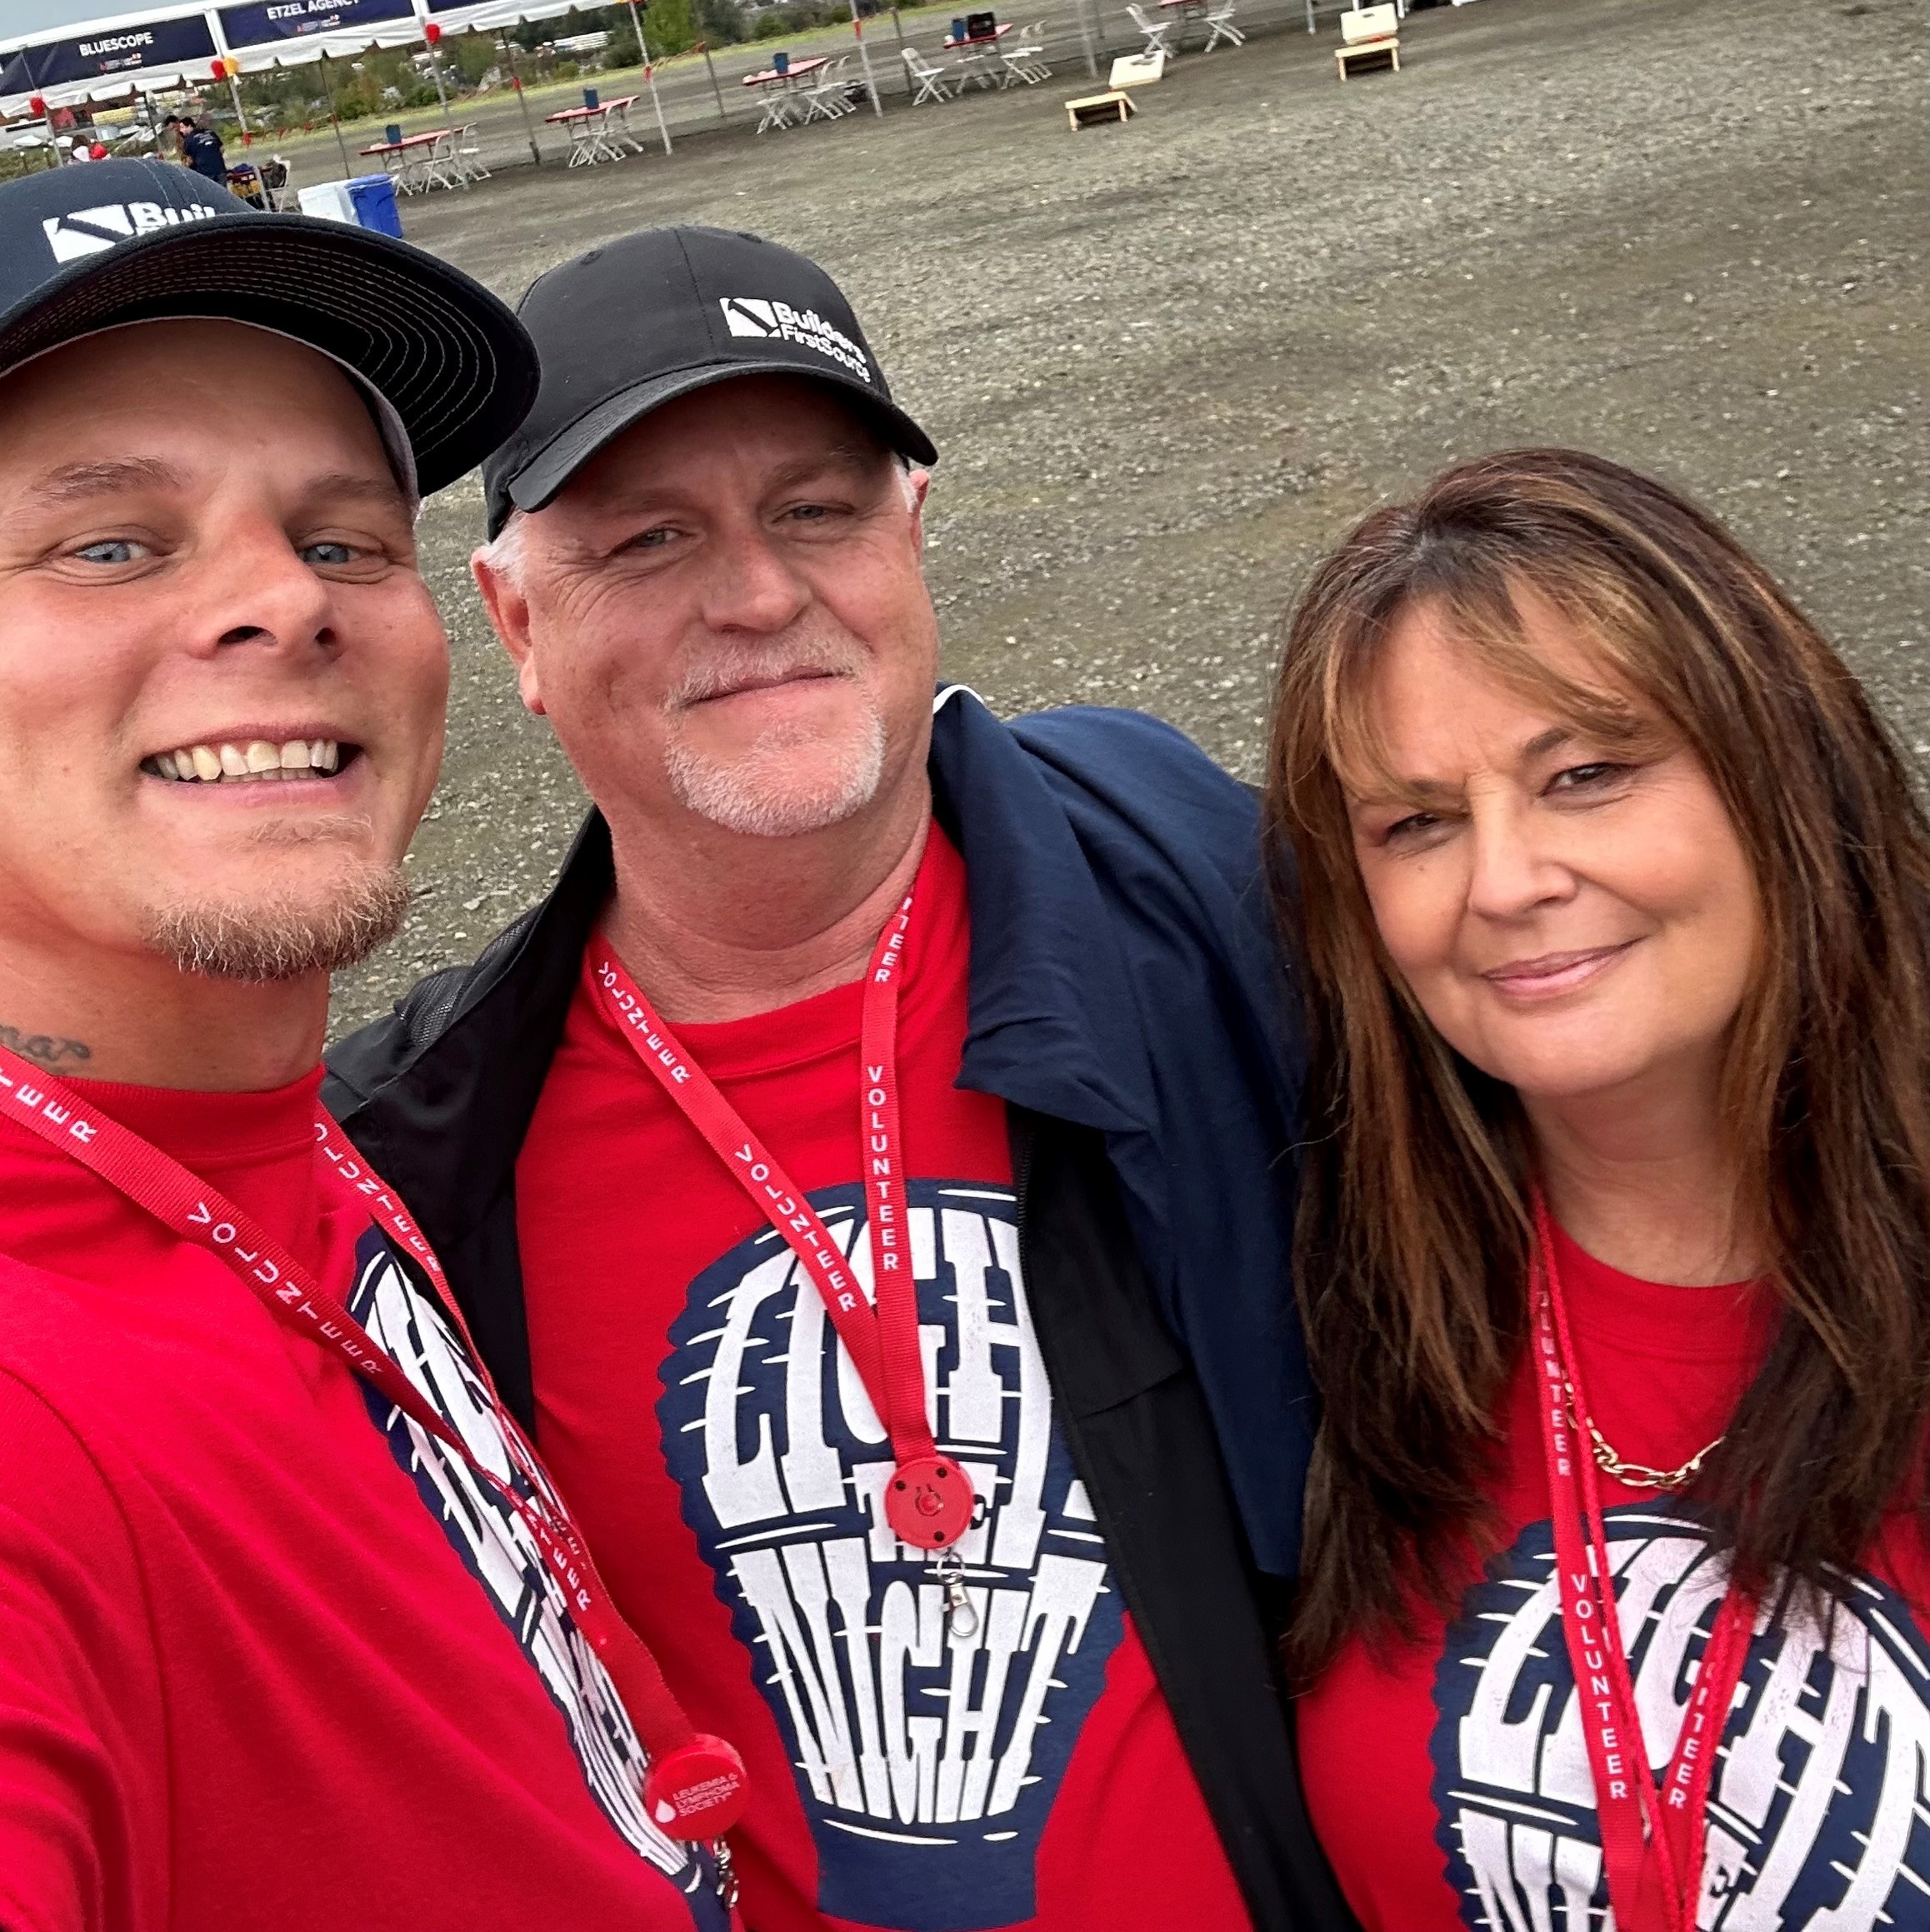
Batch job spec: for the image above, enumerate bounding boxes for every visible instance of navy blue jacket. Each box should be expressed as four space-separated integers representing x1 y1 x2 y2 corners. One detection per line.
930 687 1316 1578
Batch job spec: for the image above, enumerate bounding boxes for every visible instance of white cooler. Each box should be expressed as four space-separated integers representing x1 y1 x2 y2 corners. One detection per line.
296 181 358 224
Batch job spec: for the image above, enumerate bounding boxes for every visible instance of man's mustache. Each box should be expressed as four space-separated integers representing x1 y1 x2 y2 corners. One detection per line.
664 639 867 711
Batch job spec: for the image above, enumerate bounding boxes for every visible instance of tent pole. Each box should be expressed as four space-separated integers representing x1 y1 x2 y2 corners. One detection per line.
226 72 251 143
698 41 727 119
500 32 540 166
624 2 671 152
850 2 881 117
631 17 673 154
428 42 451 119
319 49 352 178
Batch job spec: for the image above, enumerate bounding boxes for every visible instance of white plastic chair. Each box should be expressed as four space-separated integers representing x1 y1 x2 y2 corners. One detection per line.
457 125 491 180
902 47 957 104
1128 3 1173 57
754 82 796 133
418 128 467 189
1202 1 1244 47
802 56 855 120
1001 20 1052 82
609 97 649 153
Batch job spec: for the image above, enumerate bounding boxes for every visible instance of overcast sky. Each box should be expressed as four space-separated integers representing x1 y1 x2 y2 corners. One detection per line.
3 0 172 37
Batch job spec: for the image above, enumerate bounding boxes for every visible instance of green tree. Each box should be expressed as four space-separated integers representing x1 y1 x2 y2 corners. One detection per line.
447 31 497 86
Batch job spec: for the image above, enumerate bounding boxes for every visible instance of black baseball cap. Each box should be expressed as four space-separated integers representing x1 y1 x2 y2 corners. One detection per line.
0 157 538 497
482 225 937 538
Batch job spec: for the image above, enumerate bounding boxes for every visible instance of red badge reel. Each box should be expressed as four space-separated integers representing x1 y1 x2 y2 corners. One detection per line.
885 1453 974 1548
643 1735 751 1840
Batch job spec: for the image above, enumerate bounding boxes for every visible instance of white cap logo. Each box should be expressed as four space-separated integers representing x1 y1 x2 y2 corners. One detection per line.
720 296 778 337
717 294 872 383
42 201 219 267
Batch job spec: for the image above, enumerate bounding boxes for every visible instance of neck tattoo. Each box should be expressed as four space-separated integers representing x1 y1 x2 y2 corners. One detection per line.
0 1025 92 1071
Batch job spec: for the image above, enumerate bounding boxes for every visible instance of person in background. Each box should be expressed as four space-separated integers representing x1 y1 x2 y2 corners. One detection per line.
328 225 1350 1932
1270 446 1930 1931
0 157 732 1932
180 113 228 184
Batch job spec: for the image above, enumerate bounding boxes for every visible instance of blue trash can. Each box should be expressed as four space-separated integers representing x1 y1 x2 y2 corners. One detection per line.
344 172 403 238
582 86 599 108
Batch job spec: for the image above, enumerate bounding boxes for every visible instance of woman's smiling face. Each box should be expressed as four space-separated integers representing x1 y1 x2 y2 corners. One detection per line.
1346 587 1762 1112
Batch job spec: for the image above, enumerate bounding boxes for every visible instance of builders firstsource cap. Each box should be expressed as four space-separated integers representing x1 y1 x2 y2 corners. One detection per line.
0 158 537 497
482 224 938 537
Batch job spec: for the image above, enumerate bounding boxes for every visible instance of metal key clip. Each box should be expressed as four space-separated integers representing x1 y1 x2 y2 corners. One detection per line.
711 1837 739 1912
932 1546 980 1640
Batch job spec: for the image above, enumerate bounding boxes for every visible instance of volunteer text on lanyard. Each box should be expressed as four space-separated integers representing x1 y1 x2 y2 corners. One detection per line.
1532 1193 1757 1932
591 884 982 1638
0 1042 750 1867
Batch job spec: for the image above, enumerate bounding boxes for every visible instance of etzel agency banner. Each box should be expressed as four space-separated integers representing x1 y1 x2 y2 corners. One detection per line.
218 0 420 48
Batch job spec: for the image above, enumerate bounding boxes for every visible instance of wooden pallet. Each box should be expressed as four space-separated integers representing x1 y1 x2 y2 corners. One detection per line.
1066 89 1137 128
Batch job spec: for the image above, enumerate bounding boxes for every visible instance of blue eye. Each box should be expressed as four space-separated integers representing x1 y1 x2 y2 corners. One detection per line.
72 538 145 566
301 541 359 566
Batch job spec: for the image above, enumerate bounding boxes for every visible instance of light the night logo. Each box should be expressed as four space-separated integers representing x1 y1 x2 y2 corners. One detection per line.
347 1226 726 1919
658 1180 1123 1932
1429 1504 1930 1930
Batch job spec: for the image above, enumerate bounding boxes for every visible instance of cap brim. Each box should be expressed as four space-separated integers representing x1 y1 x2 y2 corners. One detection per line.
503 359 939 526
0 216 536 499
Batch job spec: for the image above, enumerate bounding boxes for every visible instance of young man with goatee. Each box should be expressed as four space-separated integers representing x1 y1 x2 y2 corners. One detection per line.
328 227 1352 1932
0 163 738 1931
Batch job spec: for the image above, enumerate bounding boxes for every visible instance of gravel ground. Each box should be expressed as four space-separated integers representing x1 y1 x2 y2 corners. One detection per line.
329 0 1930 1033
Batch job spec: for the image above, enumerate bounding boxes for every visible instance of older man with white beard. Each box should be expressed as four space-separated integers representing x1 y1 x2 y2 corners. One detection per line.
327 227 1352 1932
0 165 738 1932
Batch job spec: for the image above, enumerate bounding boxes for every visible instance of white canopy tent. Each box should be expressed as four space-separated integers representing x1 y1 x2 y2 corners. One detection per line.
1 2 228 114
5 0 675 174
2 0 602 112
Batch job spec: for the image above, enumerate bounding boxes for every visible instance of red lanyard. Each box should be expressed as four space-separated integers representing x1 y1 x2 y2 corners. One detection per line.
1532 1195 1755 1932
590 885 980 1625
0 1043 748 1845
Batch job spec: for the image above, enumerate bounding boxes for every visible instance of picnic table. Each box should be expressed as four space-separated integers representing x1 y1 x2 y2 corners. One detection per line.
742 56 829 133
544 96 644 166
358 127 465 193
941 21 1016 87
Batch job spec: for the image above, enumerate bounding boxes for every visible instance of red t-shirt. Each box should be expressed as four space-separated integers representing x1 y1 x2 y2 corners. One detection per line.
516 826 1249 1932
1298 1221 1930 1932
0 1069 729 1932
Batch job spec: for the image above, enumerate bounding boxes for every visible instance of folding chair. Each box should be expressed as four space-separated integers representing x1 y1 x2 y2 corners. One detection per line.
1202 1 1244 47
1001 19 1052 81
258 154 292 212
418 129 467 190
901 47 958 104
802 57 855 120
609 97 649 153
1127 3 1174 57
457 125 491 180
754 84 796 133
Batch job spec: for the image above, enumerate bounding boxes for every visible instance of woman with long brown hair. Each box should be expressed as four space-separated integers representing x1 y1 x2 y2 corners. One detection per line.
1268 447 1930 1932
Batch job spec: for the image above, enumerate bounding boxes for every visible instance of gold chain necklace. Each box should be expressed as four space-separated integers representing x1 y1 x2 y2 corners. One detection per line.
1564 1378 1722 1492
